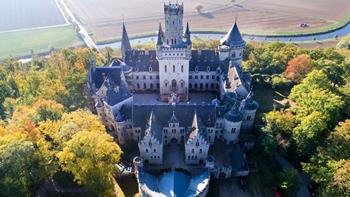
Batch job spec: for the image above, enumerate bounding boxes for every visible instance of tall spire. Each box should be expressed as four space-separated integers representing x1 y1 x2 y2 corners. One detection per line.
220 21 245 47
157 23 164 46
185 22 192 45
121 23 131 58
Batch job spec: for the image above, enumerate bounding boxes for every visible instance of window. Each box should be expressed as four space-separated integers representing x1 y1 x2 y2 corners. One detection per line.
206 76 209 79
157 83 160 88
150 84 154 89
212 76 215 79
143 76 146 80
195 76 198 79
154 149 156 153
189 83 192 88
165 65 167 72
136 76 139 80
200 149 202 153
181 65 184 72
172 129 176 133
146 149 148 153
196 142 199 146
247 116 251 120
192 149 194 153
144 84 146 89
150 76 153 80
189 76 192 79
137 83 140 89
231 128 236 133
164 129 168 134
173 65 175 72
200 75 203 79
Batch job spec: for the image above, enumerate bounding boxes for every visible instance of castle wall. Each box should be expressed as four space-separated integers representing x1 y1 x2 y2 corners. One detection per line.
185 135 209 164
139 134 163 164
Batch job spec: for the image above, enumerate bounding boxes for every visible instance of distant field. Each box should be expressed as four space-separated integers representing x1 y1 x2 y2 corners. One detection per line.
66 0 350 42
0 25 82 60
0 0 66 31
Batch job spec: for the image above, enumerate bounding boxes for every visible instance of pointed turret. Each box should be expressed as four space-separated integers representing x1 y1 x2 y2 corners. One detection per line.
220 22 245 47
121 23 132 59
184 22 192 45
168 111 179 124
157 23 164 46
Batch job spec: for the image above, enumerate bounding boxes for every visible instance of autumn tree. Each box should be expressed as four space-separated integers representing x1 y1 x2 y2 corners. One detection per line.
0 136 46 197
57 131 122 196
284 54 314 83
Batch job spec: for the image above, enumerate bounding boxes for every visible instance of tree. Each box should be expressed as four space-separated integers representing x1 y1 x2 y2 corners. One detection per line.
303 120 350 196
292 112 327 159
0 136 45 197
57 131 122 197
277 168 300 197
284 54 314 83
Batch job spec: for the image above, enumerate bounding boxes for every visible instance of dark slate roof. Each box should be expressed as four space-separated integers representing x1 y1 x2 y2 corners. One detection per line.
124 50 159 72
220 23 245 47
124 50 223 72
168 111 179 124
185 22 192 45
189 50 222 71
89 61 122 89
224 105 243 122
145 111 163 142
132 105 216 131
243 96 259 110
105 78 132 106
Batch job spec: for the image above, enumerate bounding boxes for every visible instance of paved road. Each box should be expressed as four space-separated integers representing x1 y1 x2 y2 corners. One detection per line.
275 153 311 197
58 0 99 51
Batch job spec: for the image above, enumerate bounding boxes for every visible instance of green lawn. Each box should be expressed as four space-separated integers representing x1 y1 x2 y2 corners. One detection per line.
0 25 82 60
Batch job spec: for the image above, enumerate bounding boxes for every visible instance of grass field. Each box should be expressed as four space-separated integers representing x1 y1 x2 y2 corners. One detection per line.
0 25 82 60
66 0 350 42
0 0 66 31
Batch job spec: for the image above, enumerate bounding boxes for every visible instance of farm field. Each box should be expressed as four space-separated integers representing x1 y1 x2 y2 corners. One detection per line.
0 25 82 60
0 0 67 32
65 0 350 42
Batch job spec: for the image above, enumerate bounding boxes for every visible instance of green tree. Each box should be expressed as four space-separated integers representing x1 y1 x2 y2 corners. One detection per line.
292 112 327 159
57 131 122 197
0 136 45 197
277 168 300 197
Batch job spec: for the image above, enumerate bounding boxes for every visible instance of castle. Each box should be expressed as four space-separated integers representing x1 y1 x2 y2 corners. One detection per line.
87 2 258 196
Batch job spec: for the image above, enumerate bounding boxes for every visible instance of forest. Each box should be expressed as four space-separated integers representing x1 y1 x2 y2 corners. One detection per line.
0 37 349 196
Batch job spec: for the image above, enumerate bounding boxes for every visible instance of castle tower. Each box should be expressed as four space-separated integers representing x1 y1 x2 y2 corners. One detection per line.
219 22 245 66
164 2 184 46
156 2 192 102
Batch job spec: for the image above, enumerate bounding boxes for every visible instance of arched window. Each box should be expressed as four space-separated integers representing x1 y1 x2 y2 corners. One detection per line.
137 83 140 89
165 65 167 72
171 79 177 91
181 65 184 72
173 65 175 72
144 84 146 89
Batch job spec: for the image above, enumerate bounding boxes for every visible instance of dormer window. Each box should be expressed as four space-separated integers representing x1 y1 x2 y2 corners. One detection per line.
149 66 153 72
207 67 211 72
195 66 199 73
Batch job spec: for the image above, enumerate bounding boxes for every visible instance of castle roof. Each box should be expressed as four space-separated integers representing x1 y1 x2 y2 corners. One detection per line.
220 22 245 47
224 105 243 122
157 23 164 46
168 111 179 124
124 50 223 72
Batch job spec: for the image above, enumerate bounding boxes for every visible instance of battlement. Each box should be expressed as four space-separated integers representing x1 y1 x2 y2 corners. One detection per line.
164 2 184 14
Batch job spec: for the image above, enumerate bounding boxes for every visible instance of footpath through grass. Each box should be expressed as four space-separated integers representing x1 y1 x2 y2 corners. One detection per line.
0 25 82 60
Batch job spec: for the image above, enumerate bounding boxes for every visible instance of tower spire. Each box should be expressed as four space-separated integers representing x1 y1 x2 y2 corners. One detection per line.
121 22 132 59
185 22 192 45
157 23 164 45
